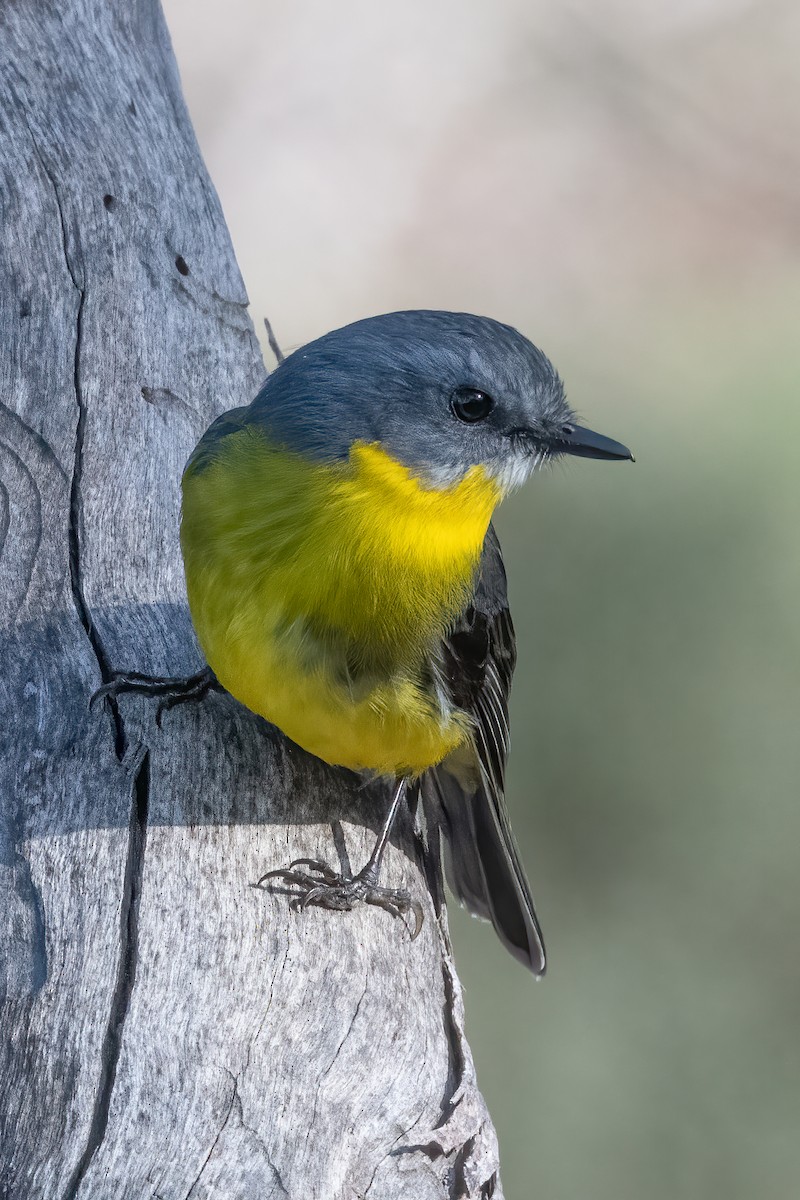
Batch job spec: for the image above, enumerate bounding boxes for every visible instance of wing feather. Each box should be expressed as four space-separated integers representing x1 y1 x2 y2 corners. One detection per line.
427 524 546 975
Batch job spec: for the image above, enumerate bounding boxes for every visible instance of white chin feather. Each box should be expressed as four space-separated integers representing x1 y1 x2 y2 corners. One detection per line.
491 450 542 494
421 450 543 493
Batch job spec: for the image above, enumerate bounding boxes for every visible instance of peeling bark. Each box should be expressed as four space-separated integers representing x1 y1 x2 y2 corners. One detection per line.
0 2 503 1197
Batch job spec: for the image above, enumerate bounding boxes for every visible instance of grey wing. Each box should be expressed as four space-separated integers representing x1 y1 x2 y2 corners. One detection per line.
426 523 546 976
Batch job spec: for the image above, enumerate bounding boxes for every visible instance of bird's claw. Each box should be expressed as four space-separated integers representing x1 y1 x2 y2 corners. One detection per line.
255 860 424 940
89 667 219 724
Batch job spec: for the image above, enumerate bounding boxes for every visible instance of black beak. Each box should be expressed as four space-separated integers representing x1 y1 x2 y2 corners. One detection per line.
549 424 633 462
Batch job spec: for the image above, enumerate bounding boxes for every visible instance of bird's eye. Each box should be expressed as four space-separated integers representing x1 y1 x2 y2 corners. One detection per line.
451 387 495 423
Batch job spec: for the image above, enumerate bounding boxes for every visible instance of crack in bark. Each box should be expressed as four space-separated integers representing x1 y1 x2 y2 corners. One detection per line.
0 478 9 558
237 1097 288 1195
181 838 293 1199
437 948 467 1129
66 288 129 761
17 111 156 1198
244 912 292 1074
362 1119 425 1198
183 1074 239 1200
22 112 127 760
386 816 501 1197
419 817 467 1132
449 1133 477 1200
308 979 368 1135
185 1069 289 1200
22 113 158 1199
62 750 150 1200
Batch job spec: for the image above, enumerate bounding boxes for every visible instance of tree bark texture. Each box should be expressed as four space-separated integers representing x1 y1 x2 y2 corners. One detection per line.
0 3 502 1197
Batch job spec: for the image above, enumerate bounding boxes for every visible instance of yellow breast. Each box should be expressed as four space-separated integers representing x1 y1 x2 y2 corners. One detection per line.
180 429 500 775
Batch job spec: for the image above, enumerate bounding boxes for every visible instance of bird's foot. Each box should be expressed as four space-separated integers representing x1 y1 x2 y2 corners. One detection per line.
256 857 424 940
90 665 221 725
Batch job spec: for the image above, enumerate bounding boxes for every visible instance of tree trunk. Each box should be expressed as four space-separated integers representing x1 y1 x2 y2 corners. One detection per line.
0 3 502 1197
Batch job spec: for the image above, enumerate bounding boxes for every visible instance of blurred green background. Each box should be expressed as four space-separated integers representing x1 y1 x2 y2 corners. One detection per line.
450 285 800 1199
165 2 800 1195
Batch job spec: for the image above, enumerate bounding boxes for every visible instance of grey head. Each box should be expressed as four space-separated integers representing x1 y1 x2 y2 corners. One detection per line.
247 310 631 487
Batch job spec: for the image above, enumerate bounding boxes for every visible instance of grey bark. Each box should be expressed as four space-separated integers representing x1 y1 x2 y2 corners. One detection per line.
0 3 502 1198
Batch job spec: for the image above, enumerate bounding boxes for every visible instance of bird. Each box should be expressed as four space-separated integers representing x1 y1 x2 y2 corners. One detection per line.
97 310 632 975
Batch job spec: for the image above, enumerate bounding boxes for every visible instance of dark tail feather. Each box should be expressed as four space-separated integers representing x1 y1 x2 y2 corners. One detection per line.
427 767 546 976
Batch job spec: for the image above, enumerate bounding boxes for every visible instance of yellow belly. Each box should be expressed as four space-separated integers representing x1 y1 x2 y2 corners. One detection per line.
204 613 467 775
180 430 500 776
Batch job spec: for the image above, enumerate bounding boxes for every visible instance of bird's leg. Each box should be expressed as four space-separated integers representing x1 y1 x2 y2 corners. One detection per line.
90 665 222 725
257 777 424 939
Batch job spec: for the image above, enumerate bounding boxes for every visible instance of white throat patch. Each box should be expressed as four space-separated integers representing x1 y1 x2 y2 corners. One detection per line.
490 448 545 494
